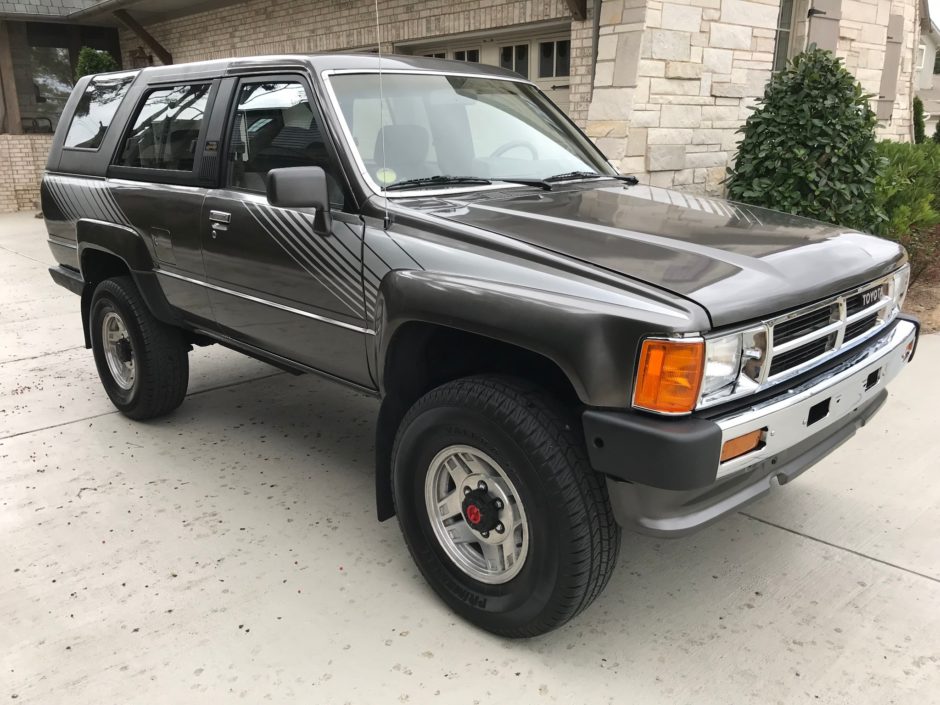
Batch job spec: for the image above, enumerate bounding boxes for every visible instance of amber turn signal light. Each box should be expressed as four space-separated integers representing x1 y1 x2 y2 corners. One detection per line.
720 428 765 463
633 339 705 414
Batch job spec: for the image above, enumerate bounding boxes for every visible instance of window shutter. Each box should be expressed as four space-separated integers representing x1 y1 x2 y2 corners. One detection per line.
807 0 842 52
876 14 904 120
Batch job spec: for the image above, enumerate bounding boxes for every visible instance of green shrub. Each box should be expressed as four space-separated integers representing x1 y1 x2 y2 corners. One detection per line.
726 48 882 232
75 47 119 81
873 141 940 282
914 96 926 144
933 119 940 144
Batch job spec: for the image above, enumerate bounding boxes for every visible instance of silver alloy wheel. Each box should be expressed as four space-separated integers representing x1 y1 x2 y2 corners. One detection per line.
101 311 136 390
424 445 529 584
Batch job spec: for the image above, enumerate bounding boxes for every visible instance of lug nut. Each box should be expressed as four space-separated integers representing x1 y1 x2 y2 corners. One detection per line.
494 499 503 510
495 523 504 534
477 481 488 492
481 530 490 538
463 486 471 495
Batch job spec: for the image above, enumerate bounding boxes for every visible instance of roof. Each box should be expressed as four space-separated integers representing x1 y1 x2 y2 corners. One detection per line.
0 0 238 23
0 0 98 19
127 53 525 83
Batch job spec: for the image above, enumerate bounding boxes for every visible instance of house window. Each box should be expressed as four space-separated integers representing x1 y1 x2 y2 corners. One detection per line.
11 23 122 134
772 0 796 72
453 48 480 63
933 49 940 74
423 52 445 59
499 44 529 77
918 44 927 71
538 40 570 78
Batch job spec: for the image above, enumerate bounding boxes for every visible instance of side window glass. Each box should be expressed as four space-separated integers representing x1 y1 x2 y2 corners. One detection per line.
227 80 344 208
117 83 211 171
64 72 136 150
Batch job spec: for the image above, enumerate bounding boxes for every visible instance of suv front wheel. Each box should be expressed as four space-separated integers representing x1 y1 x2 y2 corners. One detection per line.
391 375 621 637
89 276 189 420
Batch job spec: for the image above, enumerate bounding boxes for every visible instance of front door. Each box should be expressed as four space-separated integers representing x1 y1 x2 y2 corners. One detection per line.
200 75 372 387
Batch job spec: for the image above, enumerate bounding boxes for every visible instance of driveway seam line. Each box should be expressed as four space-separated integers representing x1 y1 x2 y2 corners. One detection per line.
1 346 86 365
0 370 286 441
740 512 940 584
0 243 48 265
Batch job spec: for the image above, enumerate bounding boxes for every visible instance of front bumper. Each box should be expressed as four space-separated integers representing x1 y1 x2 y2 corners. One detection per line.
584 317 919 536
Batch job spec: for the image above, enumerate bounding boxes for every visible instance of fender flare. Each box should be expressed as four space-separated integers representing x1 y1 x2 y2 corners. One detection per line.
370 268 653 521
76 219 178 345
76 219 154 274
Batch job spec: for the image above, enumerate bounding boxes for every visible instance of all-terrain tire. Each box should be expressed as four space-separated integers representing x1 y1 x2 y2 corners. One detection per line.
89 275 189 420
391 375 621 637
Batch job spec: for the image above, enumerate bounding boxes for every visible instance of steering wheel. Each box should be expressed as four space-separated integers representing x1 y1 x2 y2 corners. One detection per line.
490 140 538 159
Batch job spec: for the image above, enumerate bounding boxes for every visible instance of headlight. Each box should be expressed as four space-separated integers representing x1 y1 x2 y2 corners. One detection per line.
892 264 911 310
633 329 767 413
701 333 742 398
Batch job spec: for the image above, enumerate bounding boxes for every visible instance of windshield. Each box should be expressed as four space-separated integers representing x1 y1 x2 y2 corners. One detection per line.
327 72 616 191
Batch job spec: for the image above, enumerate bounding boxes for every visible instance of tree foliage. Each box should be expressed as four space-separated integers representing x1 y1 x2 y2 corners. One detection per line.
726 48 882 231
75 47 119 81
914 96 926 144
873 141 940 282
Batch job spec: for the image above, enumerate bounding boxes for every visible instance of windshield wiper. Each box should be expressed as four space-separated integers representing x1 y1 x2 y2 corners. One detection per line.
384 175 492 191
544 170 639 185
491 172 639 192
493 178 553 191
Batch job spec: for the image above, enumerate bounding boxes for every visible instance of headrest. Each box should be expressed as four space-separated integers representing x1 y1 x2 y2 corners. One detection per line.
373 124 430 166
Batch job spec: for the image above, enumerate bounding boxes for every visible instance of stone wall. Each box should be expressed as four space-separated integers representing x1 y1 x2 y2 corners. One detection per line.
0 134 52 212
587 0 785 193
838 0 919 140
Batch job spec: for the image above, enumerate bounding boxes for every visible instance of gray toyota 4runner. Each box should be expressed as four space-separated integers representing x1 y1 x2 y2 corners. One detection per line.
43 54 918 637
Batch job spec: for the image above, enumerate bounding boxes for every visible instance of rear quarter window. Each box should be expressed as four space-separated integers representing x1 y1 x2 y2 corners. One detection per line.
63 72 136 150
117 83 212 171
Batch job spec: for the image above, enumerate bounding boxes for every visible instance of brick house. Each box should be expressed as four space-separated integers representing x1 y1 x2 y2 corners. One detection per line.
0 0 924 212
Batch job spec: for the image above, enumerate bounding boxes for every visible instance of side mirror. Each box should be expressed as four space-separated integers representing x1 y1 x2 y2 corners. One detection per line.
266 166 332 236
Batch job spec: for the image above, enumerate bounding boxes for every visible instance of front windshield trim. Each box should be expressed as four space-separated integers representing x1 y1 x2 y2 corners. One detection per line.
321 68 615 199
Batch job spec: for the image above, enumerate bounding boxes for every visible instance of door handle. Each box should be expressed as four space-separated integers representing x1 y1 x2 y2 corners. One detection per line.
209 210 231 224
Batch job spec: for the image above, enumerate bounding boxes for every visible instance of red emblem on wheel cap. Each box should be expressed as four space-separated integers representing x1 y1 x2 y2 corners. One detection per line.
465 504 482 525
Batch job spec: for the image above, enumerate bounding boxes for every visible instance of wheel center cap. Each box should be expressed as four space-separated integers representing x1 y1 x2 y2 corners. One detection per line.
115 338 133 363
461 488 499 533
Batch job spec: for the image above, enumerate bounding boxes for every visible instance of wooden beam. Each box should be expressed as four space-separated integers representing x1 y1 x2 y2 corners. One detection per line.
564 0 587 21
112 9 173 66
0 21 23 134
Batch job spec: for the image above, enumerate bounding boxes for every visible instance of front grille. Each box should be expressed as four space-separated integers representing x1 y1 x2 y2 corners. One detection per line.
773 306 834 345
697 271 903 410
762 278 895 382
844 313 879 342
845 286 882 317
768 335 834 377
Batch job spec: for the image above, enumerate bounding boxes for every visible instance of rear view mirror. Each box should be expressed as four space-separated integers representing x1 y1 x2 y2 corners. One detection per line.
266 166 332 236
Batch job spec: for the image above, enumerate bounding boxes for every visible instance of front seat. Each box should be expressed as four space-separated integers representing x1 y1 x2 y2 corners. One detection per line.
372 124 432 182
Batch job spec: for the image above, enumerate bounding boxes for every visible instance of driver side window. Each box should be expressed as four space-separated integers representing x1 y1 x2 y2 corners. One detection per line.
227 79 345 208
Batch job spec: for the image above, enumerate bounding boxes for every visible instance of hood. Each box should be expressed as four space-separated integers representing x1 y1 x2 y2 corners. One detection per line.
412 183 904 327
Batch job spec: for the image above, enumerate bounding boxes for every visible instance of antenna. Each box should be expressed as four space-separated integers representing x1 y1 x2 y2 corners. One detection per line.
374 0 389 227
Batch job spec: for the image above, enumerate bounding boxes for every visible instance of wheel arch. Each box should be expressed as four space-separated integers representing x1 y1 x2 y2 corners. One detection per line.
374 320 583 521
77 220 177 347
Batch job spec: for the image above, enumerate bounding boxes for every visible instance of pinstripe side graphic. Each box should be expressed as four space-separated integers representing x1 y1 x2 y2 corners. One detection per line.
243 198 425 323
243 201 366 316
44 175 133 227
362 232 424 321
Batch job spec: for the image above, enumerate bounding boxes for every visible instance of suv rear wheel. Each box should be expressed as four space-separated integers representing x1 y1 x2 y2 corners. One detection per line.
391 375 621 637
89 276 189 420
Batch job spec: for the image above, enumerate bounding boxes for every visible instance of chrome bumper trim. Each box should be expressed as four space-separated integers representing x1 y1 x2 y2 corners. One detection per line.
714 319 917 479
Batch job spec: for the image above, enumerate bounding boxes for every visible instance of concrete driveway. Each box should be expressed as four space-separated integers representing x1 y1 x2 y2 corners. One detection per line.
2 211 939 704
